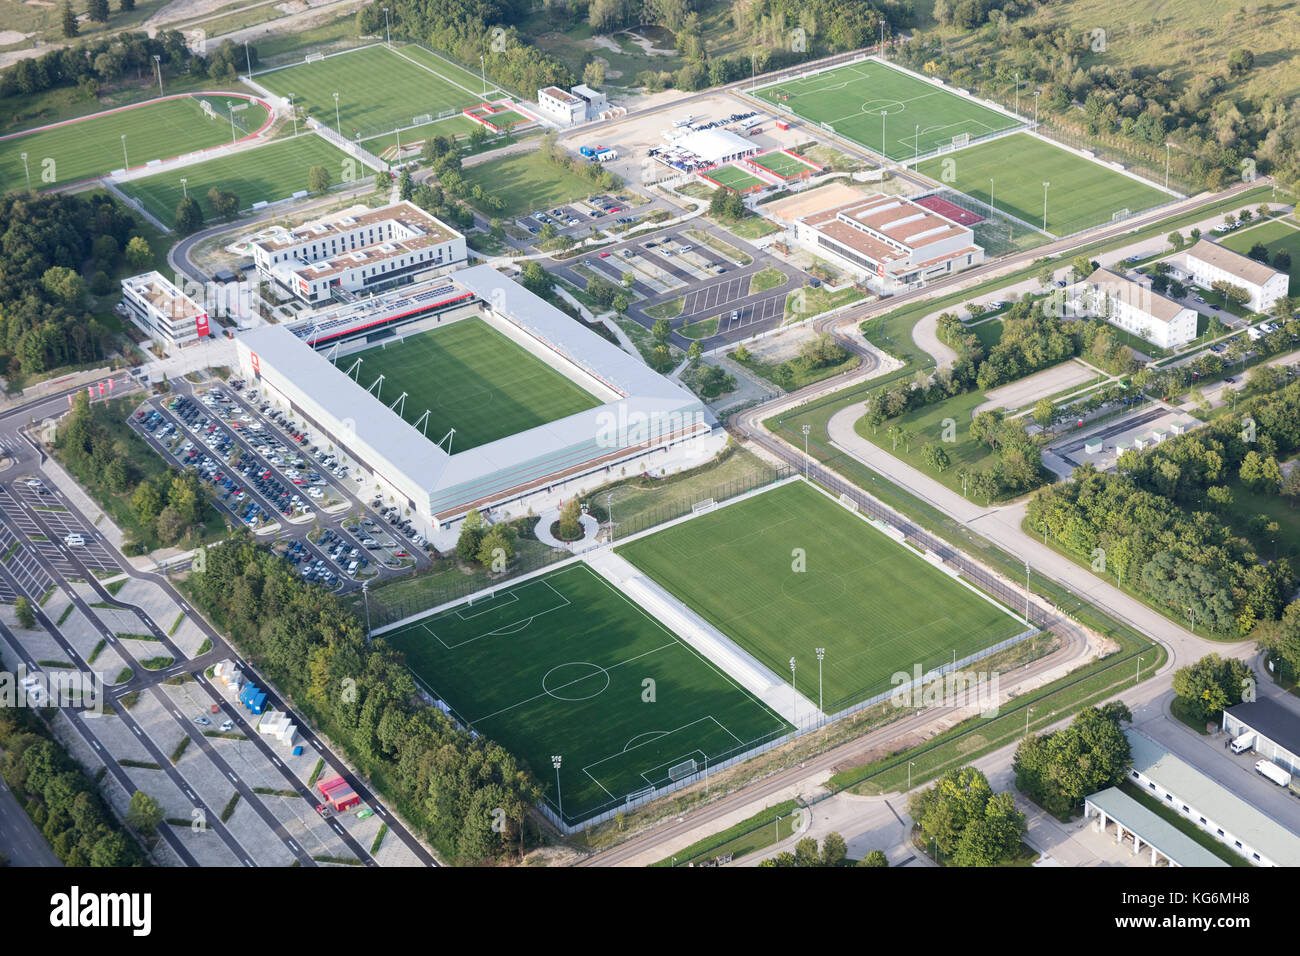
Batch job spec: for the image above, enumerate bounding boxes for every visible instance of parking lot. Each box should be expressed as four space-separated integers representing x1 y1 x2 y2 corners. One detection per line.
516 195 636 238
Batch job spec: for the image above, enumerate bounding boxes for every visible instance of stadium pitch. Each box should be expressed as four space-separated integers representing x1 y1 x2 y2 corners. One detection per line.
617 480 1027 712
0 94 270 191
255 43 500 141
383 563 790 824
755 59 1021 162
342 318 601 451
917 133 1171 236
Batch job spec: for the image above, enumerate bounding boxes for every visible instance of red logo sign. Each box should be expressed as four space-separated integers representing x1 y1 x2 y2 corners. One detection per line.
251 352 260 373
196 312 210 338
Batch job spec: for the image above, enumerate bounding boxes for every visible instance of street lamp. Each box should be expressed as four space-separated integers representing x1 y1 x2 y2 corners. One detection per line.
801 423 811 478
606 491 615 545
180 177 187 199
1025 706 1034 736
1025 559 1031 623
20 152 30 192
789 657 797 726
915 123 919 164
1164 142 1171 191
288 93 298 137
479 55 485 97
381 6 391 46
988 177 995 217
361 580 371 640
1136 655 1144 685
1042 181 1050 232
815 647 825 715
551 754 563 820
1014 71 1020 115
121 134 128 170
908 759 915 791
153 54 163 96
880 109 888 158
244 40 253 77
1033 90 1040 125
333 91 341 135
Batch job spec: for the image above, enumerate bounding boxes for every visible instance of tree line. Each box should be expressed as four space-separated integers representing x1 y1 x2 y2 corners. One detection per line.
186 532 541 863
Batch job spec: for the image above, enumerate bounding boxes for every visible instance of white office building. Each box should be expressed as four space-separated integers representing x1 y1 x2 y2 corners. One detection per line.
120 272 210 349
1184 239 1288 314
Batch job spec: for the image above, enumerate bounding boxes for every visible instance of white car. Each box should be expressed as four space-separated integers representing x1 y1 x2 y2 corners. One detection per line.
64 533 85 547
307 488 324 499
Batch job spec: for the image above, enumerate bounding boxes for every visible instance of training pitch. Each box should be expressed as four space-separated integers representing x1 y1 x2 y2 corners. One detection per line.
0 94 269 191
755 59 1021 161
118 134 351 222
384 563 790 823
618 480 1027 712
255 44 499 141
749 150 819 179
917 132 1171 236
705 163 769 193
343 318 601 451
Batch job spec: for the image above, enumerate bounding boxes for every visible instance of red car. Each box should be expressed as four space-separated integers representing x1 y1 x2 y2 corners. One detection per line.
599 252 611 258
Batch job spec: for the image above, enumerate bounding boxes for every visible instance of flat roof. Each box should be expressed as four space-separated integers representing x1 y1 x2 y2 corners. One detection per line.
1086 268 1191 324
253 201 459 256
676 127 756 164
764 182 868 222
542 86 581 104
1127 730 1300 866
1186 239 1285 287
801 193 973 269
1086 787 1228 867
122 271 204 320
1226 698 1300 755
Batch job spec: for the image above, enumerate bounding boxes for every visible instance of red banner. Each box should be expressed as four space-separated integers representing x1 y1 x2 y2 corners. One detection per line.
196 312 211 338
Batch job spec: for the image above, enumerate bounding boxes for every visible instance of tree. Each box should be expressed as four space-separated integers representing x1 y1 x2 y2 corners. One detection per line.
651 319 671 346
477 526 515 570
124 236 152 269
686 340 702 365
908 766 994 858
131 480 163 524
582 59 606 88
307 165 332 193
120 0 135 10
1013 703 1133 817
1240 450 1283 493
1172 654 1255 724
1274 250 1292 272
14 596 35 629
87 0 109 20
520 261 554 298
456 509 485 563
61 1 79 37
922 443 950 473
126 790 163 834
1033 397 1055 427
41 266 84 306
1227 48 1255 76
155 505 187 545
1248 242 1270 263
951 791 1025 867
206 187 240 221
556 497 582 540
1166 232 1184 251
174 195 203 235
858 849 888 867
821 831 847 867
793 836 821 867
1282 467 1300 508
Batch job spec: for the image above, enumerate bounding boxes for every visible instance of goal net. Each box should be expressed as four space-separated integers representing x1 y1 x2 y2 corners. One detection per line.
838 493 859 512
692 498 716 515
668 758 698 781
412 113 432 126
304 52 326 63
1111 208 1131 222
951 132 971 148
200 99 218 119
466 588 494 607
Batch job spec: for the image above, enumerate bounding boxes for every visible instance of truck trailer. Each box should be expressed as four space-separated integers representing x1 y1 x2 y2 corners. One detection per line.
1256 760 1292 787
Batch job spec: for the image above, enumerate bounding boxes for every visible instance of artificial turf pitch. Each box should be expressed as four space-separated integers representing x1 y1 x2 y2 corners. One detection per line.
917 132 1171 236
617 480 1027 712
119 134 352 222
749 151 817 179
344 318 601 451
0 94 269 191
255 44 496 141
383 563 790 823
706 164 769 192
755 59 1021 161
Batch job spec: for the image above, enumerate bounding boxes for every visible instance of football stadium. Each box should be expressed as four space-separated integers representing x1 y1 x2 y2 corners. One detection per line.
235 264 715 547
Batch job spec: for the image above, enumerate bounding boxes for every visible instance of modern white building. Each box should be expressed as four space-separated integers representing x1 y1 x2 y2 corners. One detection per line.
234 265 714 546
1184 239 1288 314
1222 698 1300 778
772 190 983 292
120 271 210 349
1082 268 1197 349
536 84 609 127
249 201 466 305
1125 730 1300 868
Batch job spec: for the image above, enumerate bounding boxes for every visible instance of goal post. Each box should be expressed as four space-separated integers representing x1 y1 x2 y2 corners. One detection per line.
692 498 716 515
951 132 970 148
668 758 698 781
1111 208 1131 222
304 52 326 63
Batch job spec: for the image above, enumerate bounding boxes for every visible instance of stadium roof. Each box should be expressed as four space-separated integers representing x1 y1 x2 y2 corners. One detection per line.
1126 730 1300 866
1225 698 1300 755
1186 239 1285 287
1085 787 1228 867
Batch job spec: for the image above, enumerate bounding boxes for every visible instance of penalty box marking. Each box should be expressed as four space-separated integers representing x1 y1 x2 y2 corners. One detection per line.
418 578 572 649
582 715 746 798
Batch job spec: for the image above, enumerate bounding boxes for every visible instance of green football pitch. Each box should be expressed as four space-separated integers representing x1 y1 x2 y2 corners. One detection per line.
118 134 351 222
750 151 817 178
255 44 500 141
755 60 1021 161
344 318 601 451
617 480 1027 712
383 563 790 823
917 133 1171 236
706 164 769 192
0 94 269 191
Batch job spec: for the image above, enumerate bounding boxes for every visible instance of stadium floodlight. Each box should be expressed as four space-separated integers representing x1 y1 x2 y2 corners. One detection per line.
361 580 371 640
20 152 29 192
988 177 995 217
801 423 811 478
551 755 563 820
606 492 615 545
789 656 797 725
244 40 253 77
1014 71 1020 116
180 178 187 199
815 647 825 715
479 54 485 97
1033 89 1041 125
382 6 391 46
914 124 919 163
908 760 915 791
288 93 298 137
153 54 163 96
121 134 128 170
333 92 341 135
880 110 887 158
1041 181 1050 232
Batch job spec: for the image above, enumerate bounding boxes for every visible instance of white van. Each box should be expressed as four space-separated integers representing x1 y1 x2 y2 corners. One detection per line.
64 533 85 547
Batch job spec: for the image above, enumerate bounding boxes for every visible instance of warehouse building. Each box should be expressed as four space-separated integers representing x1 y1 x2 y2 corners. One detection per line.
1083 788 1227 867
234 264 714 547
249 201 466 305
536 84 610 126
1125 730 1300 867
1222 697 1300 777
1081 268 1197 349
1184 239 1288 314
120 271 210 350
